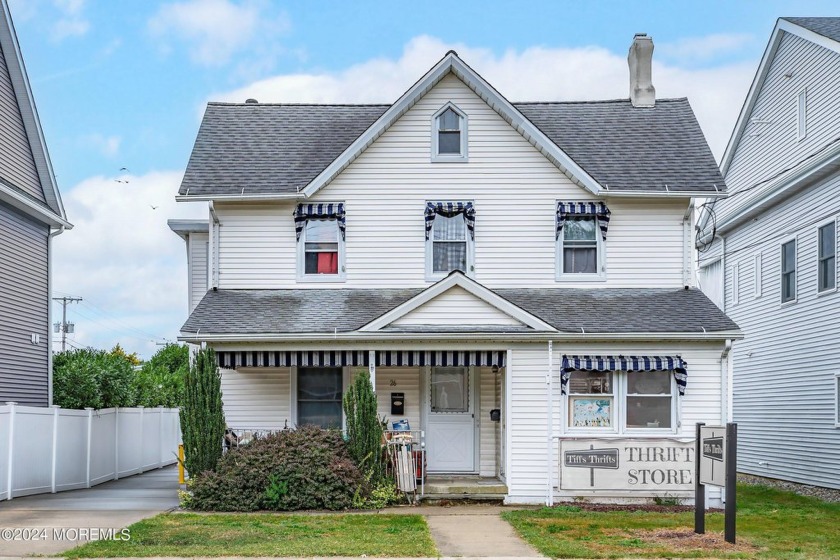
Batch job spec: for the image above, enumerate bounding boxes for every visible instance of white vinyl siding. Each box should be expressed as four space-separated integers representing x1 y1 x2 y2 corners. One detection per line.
188 232 209 313
723 32 840 220
732 262 740 305
714 171 840 490
376 367 422 432
220 367 291 430
479 366 499 477
698 259 723 310
754 253 762 297
214 75 689 290
391 286 521 327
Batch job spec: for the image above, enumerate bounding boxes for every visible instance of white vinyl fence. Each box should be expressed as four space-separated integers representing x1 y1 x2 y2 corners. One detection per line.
0 403 181 500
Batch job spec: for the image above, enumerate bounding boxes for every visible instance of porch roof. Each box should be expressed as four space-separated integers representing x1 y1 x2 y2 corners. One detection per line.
181 286 737 336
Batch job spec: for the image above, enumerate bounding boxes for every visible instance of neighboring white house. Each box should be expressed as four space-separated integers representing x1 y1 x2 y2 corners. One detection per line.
697 18 840 490
172 36 739 505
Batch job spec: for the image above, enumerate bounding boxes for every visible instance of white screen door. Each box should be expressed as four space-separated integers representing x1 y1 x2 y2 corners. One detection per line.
426 367 475 472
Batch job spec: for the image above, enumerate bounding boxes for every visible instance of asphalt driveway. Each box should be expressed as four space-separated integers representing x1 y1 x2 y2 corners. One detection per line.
0 465 179 556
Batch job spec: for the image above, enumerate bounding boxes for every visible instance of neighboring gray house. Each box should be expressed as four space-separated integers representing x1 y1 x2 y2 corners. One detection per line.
0 0 71 407
697 17 840 489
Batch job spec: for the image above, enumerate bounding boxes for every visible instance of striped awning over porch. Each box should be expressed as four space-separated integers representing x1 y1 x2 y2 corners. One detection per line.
560 355 687 396
216 350 506 369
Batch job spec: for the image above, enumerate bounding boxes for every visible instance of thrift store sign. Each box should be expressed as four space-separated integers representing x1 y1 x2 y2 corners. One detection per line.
560 439 695 491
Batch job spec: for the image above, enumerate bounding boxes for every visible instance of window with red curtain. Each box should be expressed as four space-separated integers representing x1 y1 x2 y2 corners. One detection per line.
304 219 339 274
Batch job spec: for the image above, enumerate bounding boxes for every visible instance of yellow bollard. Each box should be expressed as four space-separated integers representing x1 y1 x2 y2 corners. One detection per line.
178 444 185 484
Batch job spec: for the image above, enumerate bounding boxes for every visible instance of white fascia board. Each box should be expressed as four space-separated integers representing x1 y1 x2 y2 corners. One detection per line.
0 182 72 228
701 144 840 243
178 330 744 344
358 272 556 332
0 0 66 221
604 190 728 199
300 52 604 198
175 193 304 202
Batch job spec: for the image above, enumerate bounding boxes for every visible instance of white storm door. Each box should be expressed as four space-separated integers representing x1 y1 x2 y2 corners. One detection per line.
426 367 475 472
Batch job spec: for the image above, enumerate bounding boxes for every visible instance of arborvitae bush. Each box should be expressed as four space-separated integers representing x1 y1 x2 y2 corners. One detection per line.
180 347 226 478
188 426 363 511
343 370 384 482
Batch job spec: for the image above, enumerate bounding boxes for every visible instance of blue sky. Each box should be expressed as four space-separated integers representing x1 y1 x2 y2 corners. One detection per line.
7 0 837 357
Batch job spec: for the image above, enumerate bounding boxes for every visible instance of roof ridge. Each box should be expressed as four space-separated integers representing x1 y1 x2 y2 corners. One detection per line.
207 102 392 107
514 98 688 105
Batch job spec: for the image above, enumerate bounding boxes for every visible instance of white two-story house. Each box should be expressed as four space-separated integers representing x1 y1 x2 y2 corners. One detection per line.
172 36 739 505
698 18 840 491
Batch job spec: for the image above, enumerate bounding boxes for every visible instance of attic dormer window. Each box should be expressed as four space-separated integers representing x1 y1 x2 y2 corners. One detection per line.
432 103 468 161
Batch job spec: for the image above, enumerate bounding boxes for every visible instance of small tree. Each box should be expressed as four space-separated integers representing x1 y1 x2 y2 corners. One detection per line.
343 370 384 481
180 347 226 477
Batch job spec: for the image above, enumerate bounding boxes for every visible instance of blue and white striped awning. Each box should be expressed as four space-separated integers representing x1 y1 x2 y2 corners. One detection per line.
293 202 346 240
425 201 475 240
556 201 611 240
216 350 506 369
561 355 687 396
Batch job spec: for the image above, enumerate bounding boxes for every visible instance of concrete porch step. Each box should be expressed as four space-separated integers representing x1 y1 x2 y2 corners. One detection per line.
424 476 508 496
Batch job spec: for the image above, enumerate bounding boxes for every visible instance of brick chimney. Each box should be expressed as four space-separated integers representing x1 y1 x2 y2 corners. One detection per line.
628 33 655 107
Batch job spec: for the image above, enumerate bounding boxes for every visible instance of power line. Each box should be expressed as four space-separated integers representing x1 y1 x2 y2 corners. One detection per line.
52 296 82 352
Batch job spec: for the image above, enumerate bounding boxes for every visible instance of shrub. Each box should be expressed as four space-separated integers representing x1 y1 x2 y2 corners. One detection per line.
180 347 226 478
53 348 137 409
343 370 384 482
135 344 188 407
188 426 364 511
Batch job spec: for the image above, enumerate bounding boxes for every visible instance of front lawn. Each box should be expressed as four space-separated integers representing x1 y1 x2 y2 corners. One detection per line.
503 483 840 559
63 513 437 558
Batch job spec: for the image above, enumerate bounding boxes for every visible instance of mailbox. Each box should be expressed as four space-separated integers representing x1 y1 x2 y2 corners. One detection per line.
490 409 501 422
391 392 405 415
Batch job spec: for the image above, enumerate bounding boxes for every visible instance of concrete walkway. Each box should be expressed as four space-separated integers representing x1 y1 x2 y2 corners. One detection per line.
410 505 545 558
0 465 179 557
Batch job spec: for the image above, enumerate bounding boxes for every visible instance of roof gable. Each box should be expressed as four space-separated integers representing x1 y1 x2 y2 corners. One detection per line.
0 0 66 225
720 18 840 177
360 272 555 332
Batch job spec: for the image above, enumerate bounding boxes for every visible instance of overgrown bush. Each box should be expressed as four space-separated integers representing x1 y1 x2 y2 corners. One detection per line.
135 344 188 407
188 426 364 511
53 347 137 409
180 347 226 478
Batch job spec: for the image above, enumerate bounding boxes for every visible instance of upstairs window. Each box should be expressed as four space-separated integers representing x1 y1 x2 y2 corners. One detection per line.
818 221 836 293
425 201 475 280
781 239 797 303
432 103 468 161
294 202 346 281
556 201 611 280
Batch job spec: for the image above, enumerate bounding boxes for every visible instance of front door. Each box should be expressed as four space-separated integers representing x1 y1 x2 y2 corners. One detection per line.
426 367 475 472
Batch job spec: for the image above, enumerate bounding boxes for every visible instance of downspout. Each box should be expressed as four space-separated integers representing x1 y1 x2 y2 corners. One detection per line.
209 202 220 289
546 341 554 506
47 225 65 406
720 339 732 423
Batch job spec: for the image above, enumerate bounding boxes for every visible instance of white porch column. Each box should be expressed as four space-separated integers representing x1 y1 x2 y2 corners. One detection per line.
546 341 554 507
369 350 376 392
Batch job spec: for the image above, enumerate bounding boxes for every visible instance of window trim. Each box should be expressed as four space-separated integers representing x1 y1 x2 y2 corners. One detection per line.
296 216 346 282
816 218 837 295
835 372 840 428
780 237 798 305
431 102 468 162
425 203 475 282
564 370 678 435
556 215 606 282
754 252 762 298
797 88 807 141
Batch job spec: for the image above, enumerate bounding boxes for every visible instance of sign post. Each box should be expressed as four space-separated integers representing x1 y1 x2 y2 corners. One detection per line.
696 423 737 544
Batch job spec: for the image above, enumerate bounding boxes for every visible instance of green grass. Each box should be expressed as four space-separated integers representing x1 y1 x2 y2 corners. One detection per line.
502 484 840 559
62 513 437 558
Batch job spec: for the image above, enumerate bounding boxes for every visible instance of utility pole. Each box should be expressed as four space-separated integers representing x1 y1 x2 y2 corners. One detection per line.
52 296 82 351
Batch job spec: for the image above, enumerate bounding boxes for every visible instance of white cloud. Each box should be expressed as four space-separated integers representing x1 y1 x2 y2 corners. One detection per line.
658 33 754 64
53 171 205 357
51 0 90 41
212 35 754 159
148 0 290 70
81 133 121 157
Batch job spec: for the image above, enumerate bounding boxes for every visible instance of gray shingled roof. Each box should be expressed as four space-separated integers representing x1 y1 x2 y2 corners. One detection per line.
783 17 840 43
179 99 725 196
182 287 737 335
